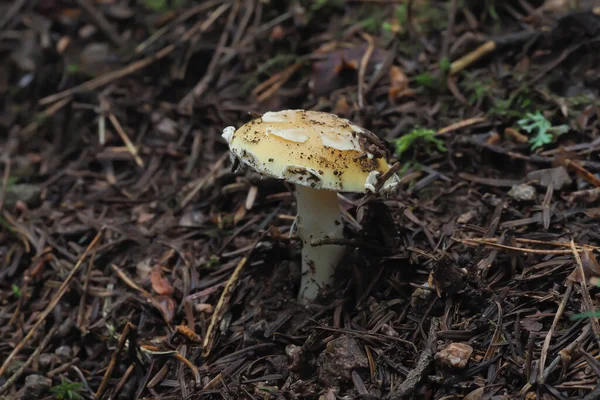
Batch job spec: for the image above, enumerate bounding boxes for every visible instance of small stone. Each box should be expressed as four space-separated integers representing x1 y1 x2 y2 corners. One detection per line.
317 335 368 385
435 342 473 369
410 283 434 309
286 344 305 372
508 184 536 201
55 345 72 362
23 374 52 399
38 353 53 370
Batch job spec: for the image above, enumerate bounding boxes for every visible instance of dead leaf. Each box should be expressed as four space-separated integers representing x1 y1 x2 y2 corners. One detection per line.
388 65 413 100
520 318 543 332
567 249 600 283
151 264 174 295
332 96 351 116
464 387 485 400
310 45 387 97
151 295 176 323
527 166 572 190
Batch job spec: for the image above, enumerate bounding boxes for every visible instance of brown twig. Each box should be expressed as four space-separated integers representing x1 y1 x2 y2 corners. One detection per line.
374 162 401 192
202 229 269 357
386 318 440 399
39 3 230 106
0 0 26 30
571 240 600 349
253 62 304 103
358 32 375 109
441 0 458 61
0 324 59 394
179 152 228 210
455 237 589 255
178 1 238 112
0 157 11 214
538 280 573 383
108 113 144 167
96 322 136 399
435 116 487 136
0 229 104 377
75 0 124 47
520 324 591 395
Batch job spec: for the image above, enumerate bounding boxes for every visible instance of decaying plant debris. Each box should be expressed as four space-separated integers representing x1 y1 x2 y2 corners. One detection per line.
2 0 600 399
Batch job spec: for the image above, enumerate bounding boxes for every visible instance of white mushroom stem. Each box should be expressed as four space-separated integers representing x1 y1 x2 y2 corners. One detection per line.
294 185 345 303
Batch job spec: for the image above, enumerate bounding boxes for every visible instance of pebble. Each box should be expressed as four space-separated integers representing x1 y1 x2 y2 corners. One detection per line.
435 342 473 369
23 374 52 399
508 184 536 201
317 335 368 385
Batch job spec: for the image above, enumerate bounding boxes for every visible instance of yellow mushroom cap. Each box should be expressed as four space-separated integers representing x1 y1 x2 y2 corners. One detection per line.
222 110 399 193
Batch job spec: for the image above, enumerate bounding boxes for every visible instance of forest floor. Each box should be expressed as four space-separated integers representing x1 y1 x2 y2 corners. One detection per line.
2 0 600 399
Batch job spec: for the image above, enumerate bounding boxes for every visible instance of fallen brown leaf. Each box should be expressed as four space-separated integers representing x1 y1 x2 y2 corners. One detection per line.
151 264 174 295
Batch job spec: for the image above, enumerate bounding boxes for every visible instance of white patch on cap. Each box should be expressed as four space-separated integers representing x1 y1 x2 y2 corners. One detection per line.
319 128 361 152
364 170 380 192
261 110 297 123
222 126 235 144
267 128 309 143
381 173 401 192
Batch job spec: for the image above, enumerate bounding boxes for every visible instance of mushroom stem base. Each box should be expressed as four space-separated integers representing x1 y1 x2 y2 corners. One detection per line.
295 185 345 303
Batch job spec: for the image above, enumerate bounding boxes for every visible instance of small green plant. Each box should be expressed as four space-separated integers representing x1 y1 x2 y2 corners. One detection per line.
413 73 439 90
11 284 21 298
393 128 447 158
310 0 344 11
207 255 220 268
461 73 493 105
517 111 569 150
0 215 16 233
392 1 447 33
489 89 536 118
50 378 83 400
440 57 451 74
143 0 184 13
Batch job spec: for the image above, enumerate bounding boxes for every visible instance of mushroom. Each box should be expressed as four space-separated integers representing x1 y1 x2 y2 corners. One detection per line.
222 110 399 303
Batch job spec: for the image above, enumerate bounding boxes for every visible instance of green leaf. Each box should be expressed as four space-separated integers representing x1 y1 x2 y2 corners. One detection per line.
570 310 600 321
393 128 447 158
440 57 451 74
517 111 569 150
11 284 21 298
413 73 438 89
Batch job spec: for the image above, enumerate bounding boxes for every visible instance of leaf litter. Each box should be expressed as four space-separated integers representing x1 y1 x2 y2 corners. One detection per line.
1 1 600 399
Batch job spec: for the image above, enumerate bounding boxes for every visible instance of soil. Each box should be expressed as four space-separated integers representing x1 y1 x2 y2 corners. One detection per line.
2 1 600 399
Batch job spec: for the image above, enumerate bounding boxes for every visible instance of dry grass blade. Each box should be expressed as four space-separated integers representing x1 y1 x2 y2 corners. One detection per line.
108 113 144 167
537 280 573 383
0 229 104 377
358 32 375 108
0 324 59 394
436 116 487 135
179 152 228 209
386 318 440 399
202 256 248 358
454 237 588 255
203 229 269 357
571 240 600 349
96 322 136 399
